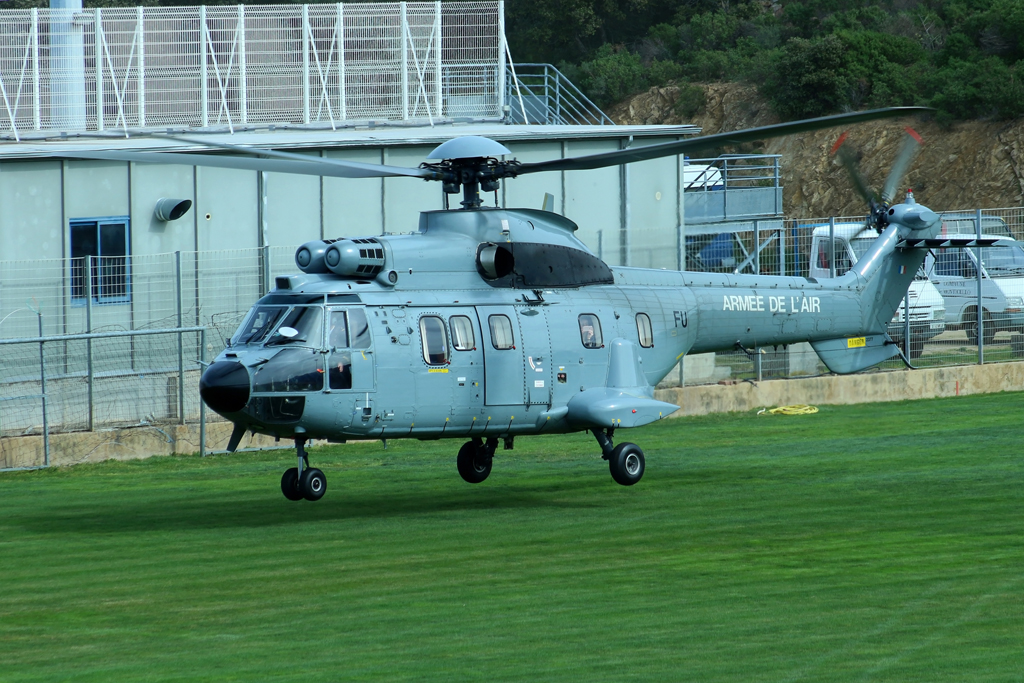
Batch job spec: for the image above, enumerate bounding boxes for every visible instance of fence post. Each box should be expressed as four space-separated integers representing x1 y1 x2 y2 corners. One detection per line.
434 0 442 119
199 327 206 456
977 207 984 364
200 5 208 128
401 2 409 120
95 7 104 132
238 4 247 125
86 255 94 431
779 224 786 276
904 283 911 360
38 310 49 467
302 4 310 124
176 251 185 424
137 7 146 127
32 8 40 130
828 216 836 279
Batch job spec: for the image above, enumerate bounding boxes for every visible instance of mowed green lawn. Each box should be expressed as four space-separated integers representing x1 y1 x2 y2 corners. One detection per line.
1 393 1022 682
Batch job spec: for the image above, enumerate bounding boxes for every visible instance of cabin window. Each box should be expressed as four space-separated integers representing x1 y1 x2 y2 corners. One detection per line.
70 217 130 303
578 314 603 349
420 316 449 365
488 315 515 350
636 313 654 348
450 315 476 351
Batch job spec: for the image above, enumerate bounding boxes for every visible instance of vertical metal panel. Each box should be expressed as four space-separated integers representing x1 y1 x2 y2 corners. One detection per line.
382 146 444 233
129 162 195 255
561 140 620 263
321 147 384 237
193 166 258 251
264 169 322 246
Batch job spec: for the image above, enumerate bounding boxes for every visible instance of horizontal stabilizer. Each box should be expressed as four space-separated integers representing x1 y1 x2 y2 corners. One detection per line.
567 388 679 429
898 237 1012 249
811 334 898 374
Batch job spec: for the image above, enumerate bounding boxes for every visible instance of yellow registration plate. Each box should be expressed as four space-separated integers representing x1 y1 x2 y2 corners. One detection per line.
847 337 866 348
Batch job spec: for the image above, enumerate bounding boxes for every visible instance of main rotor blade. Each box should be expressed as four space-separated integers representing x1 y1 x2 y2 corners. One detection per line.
515 107 931 175
881 127 923 204
830 131 878 206
162 134 438 179
55 147 438 180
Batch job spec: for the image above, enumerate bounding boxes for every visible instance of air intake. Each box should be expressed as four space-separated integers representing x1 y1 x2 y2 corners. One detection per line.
323 238 386 277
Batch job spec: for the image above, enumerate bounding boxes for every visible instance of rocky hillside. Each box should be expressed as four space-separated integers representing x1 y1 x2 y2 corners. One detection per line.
608 83 1024 218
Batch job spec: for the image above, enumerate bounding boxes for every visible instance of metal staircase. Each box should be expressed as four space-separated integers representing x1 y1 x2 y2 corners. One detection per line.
506 64 615 125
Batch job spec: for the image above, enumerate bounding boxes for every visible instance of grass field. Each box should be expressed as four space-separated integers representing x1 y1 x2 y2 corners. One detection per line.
2 393 1022 682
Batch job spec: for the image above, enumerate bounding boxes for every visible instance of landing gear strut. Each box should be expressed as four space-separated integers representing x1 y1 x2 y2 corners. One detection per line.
457 437 496 483
281 438 327 501
594 428 645 486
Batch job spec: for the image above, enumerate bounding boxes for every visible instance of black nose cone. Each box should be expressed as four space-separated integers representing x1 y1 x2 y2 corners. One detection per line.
200 361 250 414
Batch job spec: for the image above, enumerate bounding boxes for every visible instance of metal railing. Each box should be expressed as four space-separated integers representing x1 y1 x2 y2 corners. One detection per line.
505 63 613 125
0 2 504 139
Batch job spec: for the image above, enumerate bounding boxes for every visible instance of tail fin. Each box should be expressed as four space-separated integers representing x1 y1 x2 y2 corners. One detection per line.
812 197 940 373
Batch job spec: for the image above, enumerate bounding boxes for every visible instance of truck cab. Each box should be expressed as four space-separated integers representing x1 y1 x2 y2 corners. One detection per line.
809 223 945 358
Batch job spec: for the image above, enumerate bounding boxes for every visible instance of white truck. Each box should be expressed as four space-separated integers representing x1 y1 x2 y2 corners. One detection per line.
809 223 945 358
924 234 1024 346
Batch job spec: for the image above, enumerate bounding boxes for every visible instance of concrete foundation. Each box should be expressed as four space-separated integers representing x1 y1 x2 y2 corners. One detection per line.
3 361 1023 469
0 419 282 470
655 360 1024 417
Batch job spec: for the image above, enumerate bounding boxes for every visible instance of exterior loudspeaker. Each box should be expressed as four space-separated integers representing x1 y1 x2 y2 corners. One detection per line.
154 198 193 222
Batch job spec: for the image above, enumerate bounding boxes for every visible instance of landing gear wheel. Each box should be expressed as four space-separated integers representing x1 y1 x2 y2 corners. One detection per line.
457 441 492 484
300 467 327 501
609 443 645 486
281 468 303 501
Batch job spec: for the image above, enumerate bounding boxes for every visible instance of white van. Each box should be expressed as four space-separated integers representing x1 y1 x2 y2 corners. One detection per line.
809 223 945 358
924 235 1024 345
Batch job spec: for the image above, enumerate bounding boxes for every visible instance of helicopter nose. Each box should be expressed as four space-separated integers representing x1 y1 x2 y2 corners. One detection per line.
200 361 251 414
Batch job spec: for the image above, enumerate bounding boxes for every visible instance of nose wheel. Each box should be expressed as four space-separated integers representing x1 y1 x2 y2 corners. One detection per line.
281 438 327 501
594 429 645 486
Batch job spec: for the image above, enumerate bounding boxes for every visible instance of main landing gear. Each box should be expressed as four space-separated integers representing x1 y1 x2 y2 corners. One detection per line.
281 438 327 501
457 437 497 483
594 428 645 486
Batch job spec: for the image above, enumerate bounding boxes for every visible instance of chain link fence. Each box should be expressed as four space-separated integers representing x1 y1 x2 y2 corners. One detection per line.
675 207 1024 386
0 324 206 470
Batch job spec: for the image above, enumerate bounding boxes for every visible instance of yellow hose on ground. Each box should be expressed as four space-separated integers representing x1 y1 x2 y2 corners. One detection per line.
766 404 819 415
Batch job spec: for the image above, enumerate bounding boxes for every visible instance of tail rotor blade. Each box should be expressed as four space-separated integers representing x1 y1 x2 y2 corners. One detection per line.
881 127 923 204
830 131 878 206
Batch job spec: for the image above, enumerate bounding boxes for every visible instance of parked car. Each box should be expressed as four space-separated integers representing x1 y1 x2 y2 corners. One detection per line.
808 223 945 358
924 235 1024 345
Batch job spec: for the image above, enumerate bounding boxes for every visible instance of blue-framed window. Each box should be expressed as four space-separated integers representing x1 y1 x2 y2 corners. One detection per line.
70 217 131 304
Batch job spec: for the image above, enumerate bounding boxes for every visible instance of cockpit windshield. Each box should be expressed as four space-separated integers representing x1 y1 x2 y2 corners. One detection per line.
231 305 323 347
233 305 287 345
266 306 323 346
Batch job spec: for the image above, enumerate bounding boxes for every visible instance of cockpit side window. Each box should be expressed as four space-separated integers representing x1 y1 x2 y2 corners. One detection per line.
329 310 348 348
578 314 603 349
420 316 449 365
349 308 371 348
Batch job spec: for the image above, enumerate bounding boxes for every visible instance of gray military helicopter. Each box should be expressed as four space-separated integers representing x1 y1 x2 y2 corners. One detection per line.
70 105 994 502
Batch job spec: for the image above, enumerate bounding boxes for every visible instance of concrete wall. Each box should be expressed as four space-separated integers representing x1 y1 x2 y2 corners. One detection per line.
4 361 1023 470
654 360 1024 417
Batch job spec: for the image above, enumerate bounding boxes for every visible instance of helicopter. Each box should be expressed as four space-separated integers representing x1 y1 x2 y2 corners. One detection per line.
62 105 1000 502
